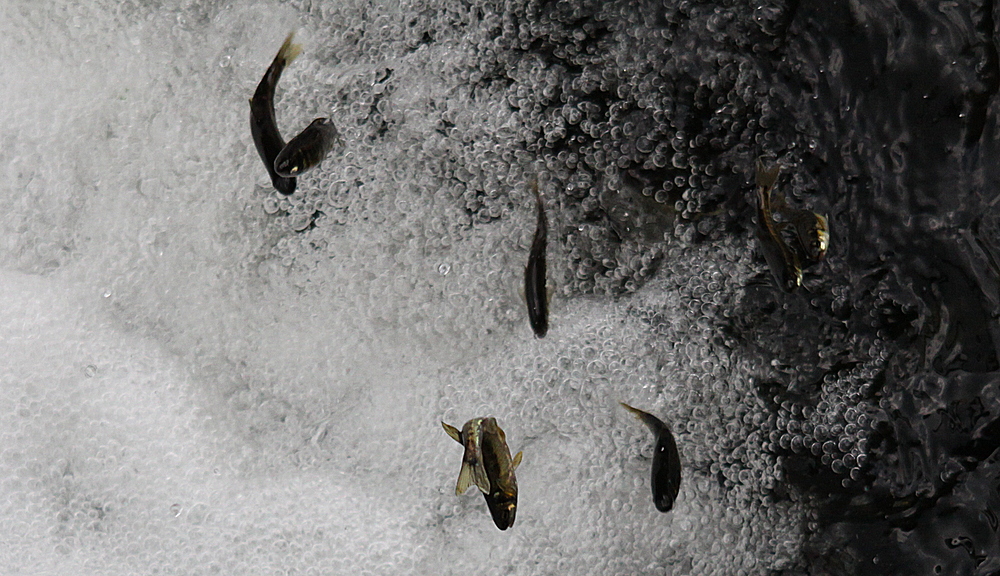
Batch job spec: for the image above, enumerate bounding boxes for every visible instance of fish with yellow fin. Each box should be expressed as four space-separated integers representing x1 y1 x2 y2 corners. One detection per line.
442 417 523 530
620 402 681 513
753 160 830 288
249 32 302 195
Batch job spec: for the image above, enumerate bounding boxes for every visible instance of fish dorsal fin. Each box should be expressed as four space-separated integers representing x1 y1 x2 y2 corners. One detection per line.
442 421 462 443
512 450 523 470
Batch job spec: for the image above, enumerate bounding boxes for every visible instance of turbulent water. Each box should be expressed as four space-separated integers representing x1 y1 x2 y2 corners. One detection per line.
1 0 999 574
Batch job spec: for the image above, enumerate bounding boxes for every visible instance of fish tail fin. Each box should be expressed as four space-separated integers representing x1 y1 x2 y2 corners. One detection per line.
530 177 546 223
619 401 665 434
276 31 303 67
456 460 491 495
755 159 780 190
619 401 643 418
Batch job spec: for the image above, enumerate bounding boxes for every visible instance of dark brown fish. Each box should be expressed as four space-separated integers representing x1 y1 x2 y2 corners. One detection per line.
442 417 523 530
620 402 681 513
754 160 802 292
249 32 301 195
274 117 342 178
524 179 549 338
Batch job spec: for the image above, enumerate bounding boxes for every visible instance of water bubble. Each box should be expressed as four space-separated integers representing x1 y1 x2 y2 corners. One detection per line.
262 196 280 215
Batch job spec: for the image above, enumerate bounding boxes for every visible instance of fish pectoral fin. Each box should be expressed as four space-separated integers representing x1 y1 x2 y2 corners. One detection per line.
546 285 554 305
441 421 462 444
512 450 523 470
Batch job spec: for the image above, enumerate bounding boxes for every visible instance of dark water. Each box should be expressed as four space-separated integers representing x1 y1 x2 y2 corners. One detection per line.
731 0 1000 573
776 1 1000 574
471 0 1000 573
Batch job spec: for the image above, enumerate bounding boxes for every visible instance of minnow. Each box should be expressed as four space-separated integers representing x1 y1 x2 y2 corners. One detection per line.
620 402 681 513
442 417 523 530
754 160 802 292
249 32 302 195
524 179 549 338
274 117 342 178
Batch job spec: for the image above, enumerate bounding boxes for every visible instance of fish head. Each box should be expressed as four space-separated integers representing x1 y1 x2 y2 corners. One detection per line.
274 155 302 177
780 265 803 292
484 490 517 530
653 490 677 513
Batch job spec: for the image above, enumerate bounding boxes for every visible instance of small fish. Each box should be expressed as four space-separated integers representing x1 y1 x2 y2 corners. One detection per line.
274 117 342 178
249 32 302 195
442 417 523 530
620 402 681 513
754 160 802 292
524 179 549 338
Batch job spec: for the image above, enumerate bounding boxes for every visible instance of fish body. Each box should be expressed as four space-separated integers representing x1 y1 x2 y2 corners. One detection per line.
524 179 549 338
620 402 681 513
442 417 523 530
274 117 342 177
249 32 301 195
754 160 802 292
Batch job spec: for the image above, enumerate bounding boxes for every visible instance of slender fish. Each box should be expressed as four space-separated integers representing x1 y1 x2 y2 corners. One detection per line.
524 179 549 338
249 32 301 195
620 402 681 513
442 417 523 530
753 160 802 292
274 117 342 178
